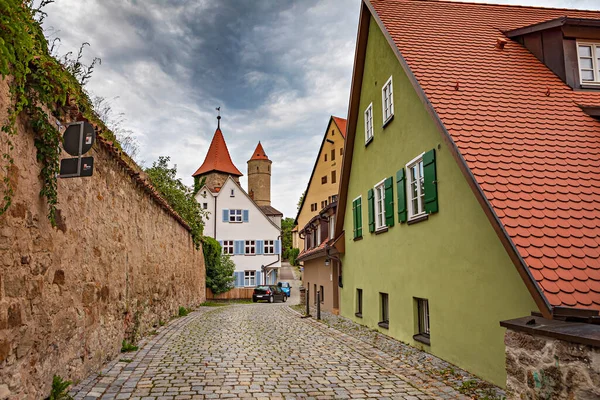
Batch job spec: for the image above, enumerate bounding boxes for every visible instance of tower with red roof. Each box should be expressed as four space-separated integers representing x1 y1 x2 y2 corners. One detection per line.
192 115 243 192
247 142 272 207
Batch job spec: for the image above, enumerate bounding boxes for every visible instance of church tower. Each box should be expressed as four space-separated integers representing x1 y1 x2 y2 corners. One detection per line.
247 142 272 206
192 115 243 192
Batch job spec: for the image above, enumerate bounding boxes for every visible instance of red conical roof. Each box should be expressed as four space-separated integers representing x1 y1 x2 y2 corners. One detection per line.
192 127 243 177
249 142 269 161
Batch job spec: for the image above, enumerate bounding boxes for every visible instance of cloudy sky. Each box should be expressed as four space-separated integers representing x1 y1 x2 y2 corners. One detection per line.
43 0 600 219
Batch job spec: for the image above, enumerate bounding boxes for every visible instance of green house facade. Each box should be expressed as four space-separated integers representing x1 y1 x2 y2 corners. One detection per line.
332 0 594 386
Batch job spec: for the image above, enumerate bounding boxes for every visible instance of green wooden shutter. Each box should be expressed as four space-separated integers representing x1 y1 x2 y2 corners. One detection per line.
384 177 394 227
396 168 407 222
356 197 363 237
367 189 375 233
352 199 357 238
423 149 439 214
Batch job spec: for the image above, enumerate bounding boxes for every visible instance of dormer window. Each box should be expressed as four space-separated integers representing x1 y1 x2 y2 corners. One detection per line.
578 42 600 84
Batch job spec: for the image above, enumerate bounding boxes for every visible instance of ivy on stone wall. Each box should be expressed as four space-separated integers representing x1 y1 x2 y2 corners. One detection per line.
0 0 117 224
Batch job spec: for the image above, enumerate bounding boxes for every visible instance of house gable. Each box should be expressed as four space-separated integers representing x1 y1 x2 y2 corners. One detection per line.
338 10 539 386
295 117 345 228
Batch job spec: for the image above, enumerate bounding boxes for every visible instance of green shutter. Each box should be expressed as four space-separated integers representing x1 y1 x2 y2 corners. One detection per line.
352 199 357 238
367 189 375 233
356 197 363 237
423 149 439 214
384 177 394 227
396 168 407 222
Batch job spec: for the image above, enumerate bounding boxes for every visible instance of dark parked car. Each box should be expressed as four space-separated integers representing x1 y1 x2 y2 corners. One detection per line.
277 281 291 297
253 285 287 303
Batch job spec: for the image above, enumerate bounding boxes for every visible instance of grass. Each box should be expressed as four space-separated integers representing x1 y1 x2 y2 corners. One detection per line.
158 320 165 327
200 299 254 307
178 306 190 317
121 340 138 353
119 358 133 363
47 375 73 400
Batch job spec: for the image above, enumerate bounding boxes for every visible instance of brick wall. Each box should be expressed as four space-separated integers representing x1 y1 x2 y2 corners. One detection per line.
0 81 205 399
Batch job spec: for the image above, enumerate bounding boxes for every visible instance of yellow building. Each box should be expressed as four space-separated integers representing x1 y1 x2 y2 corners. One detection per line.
293 116 346 250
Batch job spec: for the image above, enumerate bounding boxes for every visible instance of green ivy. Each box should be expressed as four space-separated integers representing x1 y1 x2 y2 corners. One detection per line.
0 1 117 224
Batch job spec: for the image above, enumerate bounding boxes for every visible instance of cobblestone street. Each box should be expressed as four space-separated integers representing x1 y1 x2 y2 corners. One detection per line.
71 304 473 399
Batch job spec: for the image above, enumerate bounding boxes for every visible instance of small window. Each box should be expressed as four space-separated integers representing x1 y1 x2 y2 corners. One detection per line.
321 200 325 209
245 240 256 255
329 214 335 240
415 298 430 344
382 76 394 124
230 189 235 197
314 283 317 305
332 194 338 203
364 103 374 143
324 153 328 162
331 130 334 136
356 288 363 317
379 293 389 328
578 42 600 84
244 271 256 287
374 180 386 230
223 240 234 255
331 170 337 184
202 202 208 209
340 147 343 156
320 285 324 303
331 149 336 161
322 175 327 185
229 209 243 223
264 240 274 254
406 155 425 219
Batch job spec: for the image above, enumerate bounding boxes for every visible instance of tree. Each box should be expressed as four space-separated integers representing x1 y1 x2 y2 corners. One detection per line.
281 217 294 255
202 237 235 294
145 156 206 247
297 191 306 211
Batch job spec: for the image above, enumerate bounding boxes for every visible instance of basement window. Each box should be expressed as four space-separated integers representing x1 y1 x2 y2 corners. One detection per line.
414 298 430 345
578 42 600 85
378 293 389 329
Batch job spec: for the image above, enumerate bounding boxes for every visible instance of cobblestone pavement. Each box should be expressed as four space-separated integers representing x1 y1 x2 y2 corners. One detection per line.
71 305 472 399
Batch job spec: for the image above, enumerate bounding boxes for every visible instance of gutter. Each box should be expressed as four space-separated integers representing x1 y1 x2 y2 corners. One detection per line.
261 234 282 284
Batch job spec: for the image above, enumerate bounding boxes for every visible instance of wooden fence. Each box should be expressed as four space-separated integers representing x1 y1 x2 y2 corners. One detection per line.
206 287 254 300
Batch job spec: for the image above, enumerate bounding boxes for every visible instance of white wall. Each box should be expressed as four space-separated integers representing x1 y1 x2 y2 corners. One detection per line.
196 188 216 237
197 178 281 277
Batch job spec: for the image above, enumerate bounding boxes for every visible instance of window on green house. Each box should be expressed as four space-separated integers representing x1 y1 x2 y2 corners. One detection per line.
414 298 430 345
379 293 389 329
382 76 394 124
352 196 363 238
374 180 386 230
364 102 373 144
356 288 363 318
406 155 425 219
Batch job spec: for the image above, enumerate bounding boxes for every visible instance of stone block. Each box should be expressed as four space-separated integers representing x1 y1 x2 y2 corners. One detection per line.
0 339 10 362
83 283 97 306
53 270 65 286
7 303 21 328
4 276 24 298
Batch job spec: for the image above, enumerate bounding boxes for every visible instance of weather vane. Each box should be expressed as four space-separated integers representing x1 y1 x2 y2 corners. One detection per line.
216 106 221 128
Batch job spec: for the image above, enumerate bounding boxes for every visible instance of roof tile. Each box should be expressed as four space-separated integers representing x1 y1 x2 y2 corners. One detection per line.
371 0 600 310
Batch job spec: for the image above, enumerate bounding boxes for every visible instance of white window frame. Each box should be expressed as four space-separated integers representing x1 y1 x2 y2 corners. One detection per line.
264 240 275 254
417 298 430 336
577 41 600 85
364 103 373 144
381 76 394 124
229 209 243 223
406 153 426 220
244 271 256 287
374 179 386 230
245 240 255 255
223 240 234 255
353 195 362 237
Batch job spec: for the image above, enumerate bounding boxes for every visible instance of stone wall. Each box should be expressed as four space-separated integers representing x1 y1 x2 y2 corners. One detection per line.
0 82 206 399
504 327 600 399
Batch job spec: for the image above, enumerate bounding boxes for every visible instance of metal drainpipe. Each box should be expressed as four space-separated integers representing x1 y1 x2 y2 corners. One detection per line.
213 193 217 237
326 245 343 288
262 234 282 284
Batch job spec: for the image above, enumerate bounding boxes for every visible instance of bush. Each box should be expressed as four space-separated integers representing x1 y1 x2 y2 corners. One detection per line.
202 237 235 294
121 340 138 353
178 306 190 317
288 248 300 266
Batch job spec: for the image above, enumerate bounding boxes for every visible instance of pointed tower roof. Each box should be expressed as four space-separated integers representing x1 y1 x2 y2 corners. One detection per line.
249 141 269 161
192 118 243 177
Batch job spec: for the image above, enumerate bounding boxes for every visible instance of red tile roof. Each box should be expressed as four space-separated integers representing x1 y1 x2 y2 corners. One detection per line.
192 127 243 177
249 142 269 161
371 0 600 310
332 116 347 138
297 239 329 262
